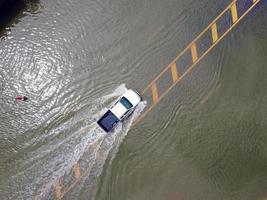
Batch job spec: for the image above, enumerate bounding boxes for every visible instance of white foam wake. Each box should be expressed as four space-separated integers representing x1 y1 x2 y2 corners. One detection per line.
35 84 146 200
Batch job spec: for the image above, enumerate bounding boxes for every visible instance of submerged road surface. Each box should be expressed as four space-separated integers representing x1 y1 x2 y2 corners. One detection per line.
0 0 267 200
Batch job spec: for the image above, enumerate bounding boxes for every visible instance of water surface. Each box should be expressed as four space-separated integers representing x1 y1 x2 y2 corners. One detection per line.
0 0 266 199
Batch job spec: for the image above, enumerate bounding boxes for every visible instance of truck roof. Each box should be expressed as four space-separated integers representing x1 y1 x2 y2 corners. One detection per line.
123 89 141 107
110 100 128 119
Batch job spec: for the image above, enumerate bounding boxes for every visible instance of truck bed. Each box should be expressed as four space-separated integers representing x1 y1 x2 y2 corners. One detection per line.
97 110 119 132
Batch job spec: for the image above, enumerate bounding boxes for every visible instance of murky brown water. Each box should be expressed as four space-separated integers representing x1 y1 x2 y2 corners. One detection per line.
0 0 266 199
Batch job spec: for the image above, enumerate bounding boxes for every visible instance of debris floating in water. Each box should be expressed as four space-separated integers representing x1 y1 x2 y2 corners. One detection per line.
15 96 28 101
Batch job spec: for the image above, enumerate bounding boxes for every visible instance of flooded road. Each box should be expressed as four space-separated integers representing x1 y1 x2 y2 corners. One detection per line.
0 0 266 199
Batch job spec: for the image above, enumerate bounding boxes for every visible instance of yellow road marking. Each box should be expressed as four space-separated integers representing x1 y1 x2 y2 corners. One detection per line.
135 0 261 125
96 151 101 160
35 194 40 200
151 83 159 103
55 179 62 200
211 22 218 43
191 42 198 63
57 179 80 200
171 62 178 82
231 3 238 23
141 0 240 95
73 163 81 180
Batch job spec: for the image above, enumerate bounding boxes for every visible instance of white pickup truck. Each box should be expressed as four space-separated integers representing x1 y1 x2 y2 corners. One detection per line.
97 89 142 132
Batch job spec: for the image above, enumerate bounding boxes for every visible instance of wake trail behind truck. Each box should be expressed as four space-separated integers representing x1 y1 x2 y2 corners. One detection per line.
36 84 146 200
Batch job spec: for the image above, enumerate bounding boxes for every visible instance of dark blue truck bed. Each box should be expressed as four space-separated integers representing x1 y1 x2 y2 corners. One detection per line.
97 110 119 132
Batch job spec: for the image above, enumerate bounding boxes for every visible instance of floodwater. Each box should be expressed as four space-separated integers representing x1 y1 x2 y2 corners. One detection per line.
0 0 267 200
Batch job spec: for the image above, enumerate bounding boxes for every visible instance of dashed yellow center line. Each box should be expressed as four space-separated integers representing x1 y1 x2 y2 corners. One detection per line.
134 0 261 125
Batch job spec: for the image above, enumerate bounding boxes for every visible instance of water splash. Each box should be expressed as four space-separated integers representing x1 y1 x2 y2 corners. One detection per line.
35 84 146 200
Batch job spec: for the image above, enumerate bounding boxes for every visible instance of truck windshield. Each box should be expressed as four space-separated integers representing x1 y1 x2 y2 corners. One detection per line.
120 97 133 109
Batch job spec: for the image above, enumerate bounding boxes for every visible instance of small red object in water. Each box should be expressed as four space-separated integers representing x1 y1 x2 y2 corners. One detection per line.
15 96 28 101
